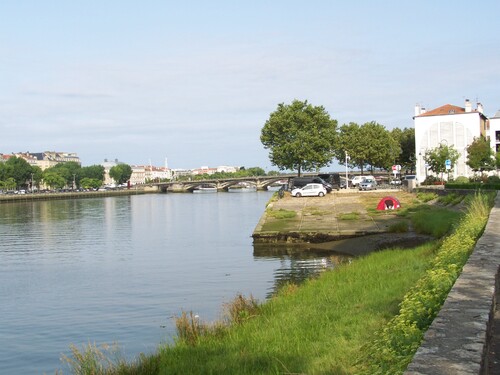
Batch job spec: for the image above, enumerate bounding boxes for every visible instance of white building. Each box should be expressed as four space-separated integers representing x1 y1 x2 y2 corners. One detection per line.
489 110 500 154
414 100 488 182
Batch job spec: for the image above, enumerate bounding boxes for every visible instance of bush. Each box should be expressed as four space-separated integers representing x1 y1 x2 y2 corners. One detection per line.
488 175 500 183
454 176 469 184
421 175 440 186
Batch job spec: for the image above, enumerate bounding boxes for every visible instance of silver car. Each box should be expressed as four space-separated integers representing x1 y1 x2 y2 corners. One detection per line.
359 178 377 191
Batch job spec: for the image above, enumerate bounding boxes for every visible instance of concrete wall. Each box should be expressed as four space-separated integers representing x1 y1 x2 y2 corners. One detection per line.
405 193 500 374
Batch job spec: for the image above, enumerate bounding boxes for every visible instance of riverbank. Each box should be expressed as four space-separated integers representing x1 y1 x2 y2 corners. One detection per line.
0 188 148 204
252 189 433 256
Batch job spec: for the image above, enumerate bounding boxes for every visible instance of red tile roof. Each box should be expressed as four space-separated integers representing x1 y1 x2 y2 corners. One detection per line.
418 104 466 117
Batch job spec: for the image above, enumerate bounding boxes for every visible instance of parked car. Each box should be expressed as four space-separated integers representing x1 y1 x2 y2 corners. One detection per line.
290 176 333 192
390 178 402 185
351 175 374 187
291 183 327 197
359 178 377 191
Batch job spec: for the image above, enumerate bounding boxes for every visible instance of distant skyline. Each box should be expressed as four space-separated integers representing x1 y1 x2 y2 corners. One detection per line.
2 1 500 170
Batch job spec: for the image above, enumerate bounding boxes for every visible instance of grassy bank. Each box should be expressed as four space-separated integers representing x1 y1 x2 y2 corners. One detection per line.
60 193 494 375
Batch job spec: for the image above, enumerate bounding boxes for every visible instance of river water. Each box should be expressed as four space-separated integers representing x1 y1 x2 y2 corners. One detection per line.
0 192 346 374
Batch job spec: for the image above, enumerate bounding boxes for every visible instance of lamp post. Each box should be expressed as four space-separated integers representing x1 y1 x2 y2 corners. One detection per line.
73 174 76 191
31 173 34 194
345 152 350 189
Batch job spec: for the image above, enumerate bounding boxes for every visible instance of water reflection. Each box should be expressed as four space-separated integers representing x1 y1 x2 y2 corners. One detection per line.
253 243 352 297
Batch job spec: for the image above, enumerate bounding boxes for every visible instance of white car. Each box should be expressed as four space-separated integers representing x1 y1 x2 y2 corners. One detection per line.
291 183 327 197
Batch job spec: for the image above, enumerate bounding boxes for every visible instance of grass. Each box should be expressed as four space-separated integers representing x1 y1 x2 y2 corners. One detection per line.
61 242 436 374
338 211 360 220
411 207 462 237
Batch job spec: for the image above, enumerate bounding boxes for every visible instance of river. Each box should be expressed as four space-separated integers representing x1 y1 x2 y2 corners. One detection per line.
0 192 346 374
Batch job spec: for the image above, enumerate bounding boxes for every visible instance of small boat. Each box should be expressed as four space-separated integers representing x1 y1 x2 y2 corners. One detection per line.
193 184 217 193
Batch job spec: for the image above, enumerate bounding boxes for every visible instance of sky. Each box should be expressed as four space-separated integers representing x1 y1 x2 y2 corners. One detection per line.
1 1 500 170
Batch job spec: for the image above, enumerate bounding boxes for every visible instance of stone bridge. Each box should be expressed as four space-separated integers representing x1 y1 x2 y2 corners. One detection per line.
154 176 290 193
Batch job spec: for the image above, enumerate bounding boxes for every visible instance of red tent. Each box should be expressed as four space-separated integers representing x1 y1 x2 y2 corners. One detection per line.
376 196 401 210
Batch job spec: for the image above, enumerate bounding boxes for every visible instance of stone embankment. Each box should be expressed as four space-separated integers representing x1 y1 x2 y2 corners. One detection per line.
405 193 500 375
0 188 147 204
252 189 431 256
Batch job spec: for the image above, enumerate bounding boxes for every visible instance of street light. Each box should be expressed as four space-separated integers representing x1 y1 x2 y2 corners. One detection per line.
345 152 350 189
73 174 76 191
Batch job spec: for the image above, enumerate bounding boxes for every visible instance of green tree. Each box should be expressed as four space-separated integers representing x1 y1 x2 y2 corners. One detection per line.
43 171 66 189
50 161 81 188
360 121 400 171
109 164 132 185
466 136 495 173
81 165 105 182
391 127 416 173
335 122 399 173
424 144 460 181
80 177 103 189
261 100 338 176
5 156 33 189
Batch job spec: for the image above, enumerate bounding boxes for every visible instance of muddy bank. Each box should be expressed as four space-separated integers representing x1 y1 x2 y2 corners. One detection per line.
254 232 433 257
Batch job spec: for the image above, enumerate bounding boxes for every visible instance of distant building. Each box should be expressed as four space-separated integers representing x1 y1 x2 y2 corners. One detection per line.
414 100 488 182
6 151 81 170
489 110 500 153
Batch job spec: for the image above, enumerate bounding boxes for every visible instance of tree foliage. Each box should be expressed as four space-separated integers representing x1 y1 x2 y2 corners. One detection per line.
335 122 399 173
261 100 337 176
466 136 495 172
391 127 415 173
423 144 461 180
109 164 132 184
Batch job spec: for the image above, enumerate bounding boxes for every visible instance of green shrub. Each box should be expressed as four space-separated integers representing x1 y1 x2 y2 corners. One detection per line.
454 176 469 184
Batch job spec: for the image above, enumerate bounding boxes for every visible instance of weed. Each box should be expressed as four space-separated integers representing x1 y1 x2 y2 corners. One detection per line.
388 221 409 233
267 209 296 219
416 192 437 202
338 212 360 220
223 294 260 325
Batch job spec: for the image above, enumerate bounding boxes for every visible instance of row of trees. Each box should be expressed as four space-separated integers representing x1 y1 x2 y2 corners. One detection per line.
0 157 134 191
260 100 416 176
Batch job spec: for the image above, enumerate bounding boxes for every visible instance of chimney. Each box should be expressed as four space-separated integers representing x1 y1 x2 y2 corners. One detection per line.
465 99 472 113
476 102 484 114
421 107 426 114
414 103 421 116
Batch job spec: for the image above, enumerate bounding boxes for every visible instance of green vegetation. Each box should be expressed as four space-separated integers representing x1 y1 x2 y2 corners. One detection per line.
359 192 493 374
437 192 465 206
387 221 409 233
423 144 461 181
0 156 107 191
338 212 360 220
415 192 437 202
266 209 296 219
261 100 338 176
411 207 462 238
